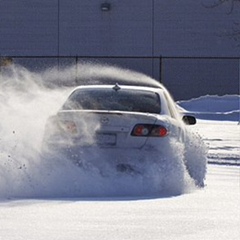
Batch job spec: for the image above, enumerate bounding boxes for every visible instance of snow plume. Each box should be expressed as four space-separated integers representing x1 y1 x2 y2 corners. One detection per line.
0 64 69 198
0 63 197 199
39 62 163 88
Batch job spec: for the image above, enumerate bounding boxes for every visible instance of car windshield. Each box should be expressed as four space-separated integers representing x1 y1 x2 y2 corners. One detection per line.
62 88 161 114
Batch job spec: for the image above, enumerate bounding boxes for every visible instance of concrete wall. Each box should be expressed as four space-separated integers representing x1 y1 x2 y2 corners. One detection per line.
0 0 239 99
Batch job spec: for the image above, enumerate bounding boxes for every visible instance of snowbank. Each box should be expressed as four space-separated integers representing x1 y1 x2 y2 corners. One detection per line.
178 95 240 121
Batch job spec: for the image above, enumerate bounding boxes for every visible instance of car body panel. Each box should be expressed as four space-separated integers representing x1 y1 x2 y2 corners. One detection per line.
42 83 206 187
45 110 174 149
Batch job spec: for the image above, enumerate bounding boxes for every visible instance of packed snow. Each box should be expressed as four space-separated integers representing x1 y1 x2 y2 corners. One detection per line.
178 95 240 122
0 64 239 240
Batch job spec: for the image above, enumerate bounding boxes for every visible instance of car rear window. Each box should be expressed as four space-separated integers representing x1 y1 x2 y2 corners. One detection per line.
62 88 161 114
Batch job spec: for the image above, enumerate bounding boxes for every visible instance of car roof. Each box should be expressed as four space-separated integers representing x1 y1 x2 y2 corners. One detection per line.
71 83 164 94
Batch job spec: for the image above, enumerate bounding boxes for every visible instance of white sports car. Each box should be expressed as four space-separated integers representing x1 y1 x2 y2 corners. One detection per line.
42 83 206 188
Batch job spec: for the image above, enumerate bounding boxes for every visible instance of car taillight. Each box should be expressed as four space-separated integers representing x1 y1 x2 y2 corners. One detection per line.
60 121 77 134
131 124 168 137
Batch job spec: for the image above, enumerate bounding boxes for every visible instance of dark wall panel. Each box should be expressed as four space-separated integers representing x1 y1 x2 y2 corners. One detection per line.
162 58 239 100
0 0 58 56
154 1 240 57
59 0 153 56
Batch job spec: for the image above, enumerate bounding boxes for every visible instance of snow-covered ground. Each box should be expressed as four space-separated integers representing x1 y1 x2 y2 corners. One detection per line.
0 164 239 240
0 65 239 240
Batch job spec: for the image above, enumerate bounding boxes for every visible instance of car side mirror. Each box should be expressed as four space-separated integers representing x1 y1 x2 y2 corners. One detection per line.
182 115 196 125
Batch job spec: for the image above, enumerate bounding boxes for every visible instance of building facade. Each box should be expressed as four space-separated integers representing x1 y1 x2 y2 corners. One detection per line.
0 0 239 99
